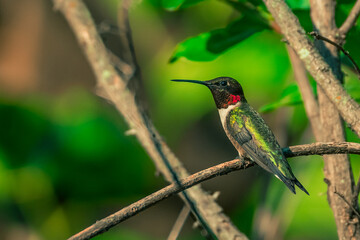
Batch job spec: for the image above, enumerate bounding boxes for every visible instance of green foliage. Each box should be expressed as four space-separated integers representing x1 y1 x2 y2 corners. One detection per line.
259 83 306 113
170 16 269 62
286 0 310 9
0 90 162 239
259 66 360 113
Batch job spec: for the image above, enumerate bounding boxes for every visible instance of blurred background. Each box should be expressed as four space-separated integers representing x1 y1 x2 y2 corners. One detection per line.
0 0 359 239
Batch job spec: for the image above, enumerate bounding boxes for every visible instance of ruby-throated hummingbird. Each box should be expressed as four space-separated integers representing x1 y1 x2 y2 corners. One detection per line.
172 77 308 195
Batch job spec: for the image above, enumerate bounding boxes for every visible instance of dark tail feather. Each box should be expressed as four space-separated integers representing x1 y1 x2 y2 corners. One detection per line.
294 178 309 195
276 173 296 194
276 174 309 195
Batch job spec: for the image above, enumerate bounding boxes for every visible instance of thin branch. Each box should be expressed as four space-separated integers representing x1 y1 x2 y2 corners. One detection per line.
68 142 360 240
167 206 190 240
309 31 360 79
353 173 360 205
286 45 322 137
334 189 360 220
53 0 244 239
116 2 216 237
282 142 360 157
339 0 360 36
262 0 360 138
68 159 253 240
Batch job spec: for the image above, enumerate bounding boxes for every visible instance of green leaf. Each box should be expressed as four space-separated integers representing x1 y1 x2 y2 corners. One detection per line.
170 16 268 62
170 32 218 62
259 72 359 113
286 0 310 9
344 68 360 102
259 83 304 113
162 0 206 11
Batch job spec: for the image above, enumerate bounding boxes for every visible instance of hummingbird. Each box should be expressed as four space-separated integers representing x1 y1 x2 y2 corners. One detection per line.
172 77 308 195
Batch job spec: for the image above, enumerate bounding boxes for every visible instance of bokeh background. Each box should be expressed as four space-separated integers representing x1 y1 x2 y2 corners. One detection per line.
0 0 359 239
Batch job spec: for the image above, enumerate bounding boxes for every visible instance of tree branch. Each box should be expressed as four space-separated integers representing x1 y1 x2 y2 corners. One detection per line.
262 0 360 138
286 45 322 137
308 1 357 239
53 0 245 239
339 0 360 36
309 31 360 79
167 206 190 240
68 141 360 240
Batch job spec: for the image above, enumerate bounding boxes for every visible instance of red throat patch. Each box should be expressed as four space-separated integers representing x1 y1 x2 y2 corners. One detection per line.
228 94 241 104
223 94 241 108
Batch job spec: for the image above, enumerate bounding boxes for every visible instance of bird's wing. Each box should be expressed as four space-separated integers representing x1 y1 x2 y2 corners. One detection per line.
226 107 297 192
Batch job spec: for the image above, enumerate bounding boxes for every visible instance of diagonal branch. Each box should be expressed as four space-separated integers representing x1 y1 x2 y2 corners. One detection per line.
262 0 360 138
286 45 321 137
167 206 190 240
68 141 360 240
339 0 360 36
53 0 245 239
309 31 360 79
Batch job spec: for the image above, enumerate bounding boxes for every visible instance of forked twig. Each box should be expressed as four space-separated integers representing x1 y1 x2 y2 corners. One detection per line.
334 189 360 219
309 31 360 79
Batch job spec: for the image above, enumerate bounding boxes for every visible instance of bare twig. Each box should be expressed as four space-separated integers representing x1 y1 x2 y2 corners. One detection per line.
309 31 360 79
334 189 360 220
286 46 321 137
116 3 216 237
68 141 360 240
339 0 360 36
167 206 190 240
262 0 360 138
53 0 245 239
353 173 360 205
282 142 360 157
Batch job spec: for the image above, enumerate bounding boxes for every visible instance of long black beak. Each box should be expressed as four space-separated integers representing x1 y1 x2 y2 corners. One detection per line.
171 79 210 86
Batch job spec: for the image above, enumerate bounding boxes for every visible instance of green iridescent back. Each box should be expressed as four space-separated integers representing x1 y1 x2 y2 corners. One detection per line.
227 103 294 180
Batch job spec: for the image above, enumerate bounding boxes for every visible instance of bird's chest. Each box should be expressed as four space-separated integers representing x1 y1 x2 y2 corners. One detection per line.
217 104 247 156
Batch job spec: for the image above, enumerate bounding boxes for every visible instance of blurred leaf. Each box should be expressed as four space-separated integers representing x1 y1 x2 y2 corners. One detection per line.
286 0 310 9
170 16 268 62
162 0 206 10
344 67 360 102
259 83 305 112
259 69 360 113
170 32 218 62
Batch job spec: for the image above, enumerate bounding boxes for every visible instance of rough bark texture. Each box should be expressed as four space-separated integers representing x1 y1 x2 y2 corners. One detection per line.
263 0 360 138
287 46 322 137
309 1 359 239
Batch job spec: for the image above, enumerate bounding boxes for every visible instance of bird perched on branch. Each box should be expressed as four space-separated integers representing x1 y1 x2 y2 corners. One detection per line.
172 77 309 195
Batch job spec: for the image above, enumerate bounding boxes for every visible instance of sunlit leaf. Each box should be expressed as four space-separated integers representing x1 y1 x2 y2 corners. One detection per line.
344 68 360 101
286 0 310 9
170 16 268 62
259 72 359 113
259 83 304 112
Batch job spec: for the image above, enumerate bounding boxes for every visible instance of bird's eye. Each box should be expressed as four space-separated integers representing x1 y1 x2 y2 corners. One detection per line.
220 81 227 86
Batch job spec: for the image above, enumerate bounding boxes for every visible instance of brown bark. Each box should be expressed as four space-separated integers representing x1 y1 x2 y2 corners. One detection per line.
309 1 359 239
263 0 360 138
